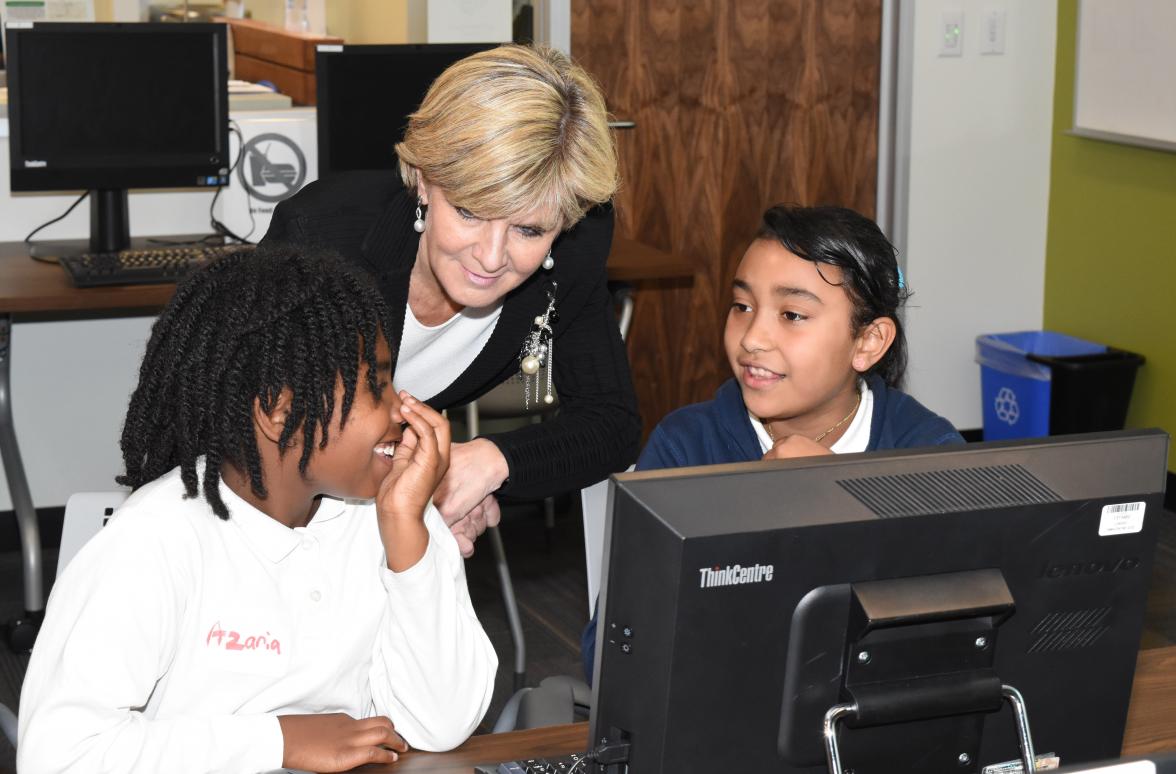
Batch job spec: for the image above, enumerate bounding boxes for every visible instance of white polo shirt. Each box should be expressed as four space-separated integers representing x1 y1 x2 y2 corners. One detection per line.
18 465 497 774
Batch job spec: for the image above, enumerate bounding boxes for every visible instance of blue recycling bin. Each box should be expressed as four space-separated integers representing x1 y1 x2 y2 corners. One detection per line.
975 331 1144 441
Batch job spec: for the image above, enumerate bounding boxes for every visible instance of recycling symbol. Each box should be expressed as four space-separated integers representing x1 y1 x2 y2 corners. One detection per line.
994 387 1020 425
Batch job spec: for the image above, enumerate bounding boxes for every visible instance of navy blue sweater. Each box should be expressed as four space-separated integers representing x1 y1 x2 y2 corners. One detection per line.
581 374 964 680
639 374 963 469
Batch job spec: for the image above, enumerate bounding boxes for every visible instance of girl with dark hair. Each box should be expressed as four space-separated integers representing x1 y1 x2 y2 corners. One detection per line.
638 204 962 469
18 247 496 773
581 205 961 680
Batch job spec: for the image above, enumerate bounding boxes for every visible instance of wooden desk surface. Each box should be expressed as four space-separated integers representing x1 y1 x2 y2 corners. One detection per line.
0 244 174 316
1123 645 1176 755
393 724 586 774
0 236 693 317
383 645 1176 772
606 236 695 283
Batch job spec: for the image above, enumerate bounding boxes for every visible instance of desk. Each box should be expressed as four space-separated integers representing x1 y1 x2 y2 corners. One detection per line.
0 235 691 316
381 645 1176 772
0 236 693 642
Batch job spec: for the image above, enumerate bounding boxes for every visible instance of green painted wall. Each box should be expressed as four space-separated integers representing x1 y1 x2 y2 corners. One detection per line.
1045 1 1176 467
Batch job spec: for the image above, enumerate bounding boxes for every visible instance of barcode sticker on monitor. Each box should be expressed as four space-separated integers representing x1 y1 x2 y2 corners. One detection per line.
317 44 343 52
1099 502 1146 536
982 752 1059 773
1053 763 1154 774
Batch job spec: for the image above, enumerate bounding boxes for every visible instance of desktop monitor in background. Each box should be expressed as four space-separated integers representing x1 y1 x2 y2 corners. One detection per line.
4 22 229 254
314 43 495 179
589 430 1167 774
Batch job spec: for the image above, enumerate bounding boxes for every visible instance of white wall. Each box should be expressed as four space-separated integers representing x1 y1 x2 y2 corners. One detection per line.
899 0 1057 429
0 108 316 510
0 126 214 510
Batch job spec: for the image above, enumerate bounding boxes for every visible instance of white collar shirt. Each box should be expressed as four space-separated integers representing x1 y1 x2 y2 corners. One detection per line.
751 380 874 455
18 465 497 774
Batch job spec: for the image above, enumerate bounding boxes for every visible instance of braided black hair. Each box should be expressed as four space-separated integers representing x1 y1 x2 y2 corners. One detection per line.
117 245 394 520
756 205 910 388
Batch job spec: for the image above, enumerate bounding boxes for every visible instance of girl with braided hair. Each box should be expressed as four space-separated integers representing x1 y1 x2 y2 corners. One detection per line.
18 246 497 774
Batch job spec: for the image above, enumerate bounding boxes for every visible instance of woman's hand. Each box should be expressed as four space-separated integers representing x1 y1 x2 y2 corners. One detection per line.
278 713 407 772
762 435 835 461
376 393 451 571
433 439 508 557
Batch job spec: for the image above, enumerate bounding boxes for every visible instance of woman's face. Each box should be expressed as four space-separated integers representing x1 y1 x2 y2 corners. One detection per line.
416 180 561 309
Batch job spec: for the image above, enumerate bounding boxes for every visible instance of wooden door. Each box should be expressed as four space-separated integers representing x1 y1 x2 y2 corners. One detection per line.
572 0 882 437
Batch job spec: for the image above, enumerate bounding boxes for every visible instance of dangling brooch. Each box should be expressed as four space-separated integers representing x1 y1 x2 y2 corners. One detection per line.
520 282 558 408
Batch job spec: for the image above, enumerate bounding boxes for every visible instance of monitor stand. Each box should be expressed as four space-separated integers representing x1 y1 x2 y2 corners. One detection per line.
90 188 130 253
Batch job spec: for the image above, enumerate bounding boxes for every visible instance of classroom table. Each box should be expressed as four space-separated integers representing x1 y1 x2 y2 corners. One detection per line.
0 236 694 647
381 644 1176 773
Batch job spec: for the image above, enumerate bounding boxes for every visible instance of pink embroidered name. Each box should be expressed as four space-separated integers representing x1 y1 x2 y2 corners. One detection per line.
205 621 282 655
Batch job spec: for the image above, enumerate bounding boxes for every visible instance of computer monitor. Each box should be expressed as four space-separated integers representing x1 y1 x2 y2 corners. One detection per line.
589 430 1168 773
314 43 496 179
4 22 230 253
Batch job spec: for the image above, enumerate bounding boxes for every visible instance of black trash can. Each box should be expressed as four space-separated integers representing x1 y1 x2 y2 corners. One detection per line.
1029 347 1146 435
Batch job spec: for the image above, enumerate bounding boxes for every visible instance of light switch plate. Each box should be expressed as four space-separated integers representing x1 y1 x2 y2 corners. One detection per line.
940 9 964 57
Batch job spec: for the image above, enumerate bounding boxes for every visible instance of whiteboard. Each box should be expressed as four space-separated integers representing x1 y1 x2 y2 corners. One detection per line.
1074 0 1176 152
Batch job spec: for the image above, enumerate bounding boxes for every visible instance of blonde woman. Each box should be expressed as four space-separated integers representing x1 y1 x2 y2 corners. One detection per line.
264 45 639 554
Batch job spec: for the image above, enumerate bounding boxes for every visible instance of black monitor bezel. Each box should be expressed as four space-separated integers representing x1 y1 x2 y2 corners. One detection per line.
314 42 496 180
5 21 230 193
589 429 1169 772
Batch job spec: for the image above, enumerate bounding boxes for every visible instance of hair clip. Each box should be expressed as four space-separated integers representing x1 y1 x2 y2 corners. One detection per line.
897 267 905 290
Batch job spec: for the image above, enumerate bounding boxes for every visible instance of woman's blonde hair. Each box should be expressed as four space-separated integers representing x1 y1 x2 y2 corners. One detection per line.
396 44 618 230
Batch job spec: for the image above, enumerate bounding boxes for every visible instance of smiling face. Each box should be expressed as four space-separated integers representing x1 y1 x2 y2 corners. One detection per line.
413 181 560 313
302 336 406 501
724 239 879 436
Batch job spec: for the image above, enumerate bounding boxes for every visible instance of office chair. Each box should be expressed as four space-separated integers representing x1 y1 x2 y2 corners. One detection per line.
490 475 622 733
465 286 634 696
58 492 126 579
0 700 15 750
579 478 610 617
0 491 126 750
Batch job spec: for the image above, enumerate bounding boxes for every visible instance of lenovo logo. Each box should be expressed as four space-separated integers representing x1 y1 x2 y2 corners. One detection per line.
698 563 774 589
1039 557 1140 579
24 160 48 168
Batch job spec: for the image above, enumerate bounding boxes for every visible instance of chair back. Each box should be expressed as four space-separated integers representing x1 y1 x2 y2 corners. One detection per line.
0 700 16 749
580 465 634 614
580 479 608 615
58 491 128 579
469 371 558 419
459 283 635 425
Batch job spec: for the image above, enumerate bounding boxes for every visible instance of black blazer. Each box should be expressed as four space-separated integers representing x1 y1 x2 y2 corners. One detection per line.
262 171 641 498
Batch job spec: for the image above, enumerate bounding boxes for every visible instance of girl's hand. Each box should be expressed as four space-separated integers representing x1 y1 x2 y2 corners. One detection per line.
762 435 834 461
376 393 450 571
278 713 407 772
378 393 451 522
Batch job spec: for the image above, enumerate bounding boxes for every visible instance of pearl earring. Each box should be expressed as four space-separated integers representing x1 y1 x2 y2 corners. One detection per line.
541 252 554 271
413 202 425 234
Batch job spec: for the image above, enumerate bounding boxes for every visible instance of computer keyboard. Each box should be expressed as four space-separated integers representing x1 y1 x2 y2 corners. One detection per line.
481 752 593 774
58 243 253 288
